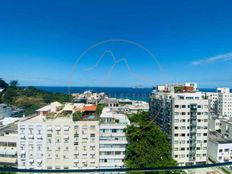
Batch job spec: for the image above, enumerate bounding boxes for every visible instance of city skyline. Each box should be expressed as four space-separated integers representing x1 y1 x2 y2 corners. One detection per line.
1 0 232 87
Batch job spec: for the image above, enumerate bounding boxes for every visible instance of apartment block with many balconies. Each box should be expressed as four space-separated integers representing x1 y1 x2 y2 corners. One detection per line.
17 102 99 170
149 83 209 166
99 107 130 169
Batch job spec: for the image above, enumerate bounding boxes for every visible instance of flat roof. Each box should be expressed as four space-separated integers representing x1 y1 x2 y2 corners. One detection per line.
209 131 232 144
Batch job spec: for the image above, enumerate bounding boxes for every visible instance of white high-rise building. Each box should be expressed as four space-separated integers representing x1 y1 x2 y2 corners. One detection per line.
99 107 130 169
150 83 209 166
217 88 232 117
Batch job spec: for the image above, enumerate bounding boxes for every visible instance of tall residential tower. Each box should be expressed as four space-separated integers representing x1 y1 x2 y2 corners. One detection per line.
150 83 209 166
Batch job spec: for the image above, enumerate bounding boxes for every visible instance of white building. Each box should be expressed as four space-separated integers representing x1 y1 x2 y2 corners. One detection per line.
99 107 130 169
0 133 17 165
220 117 232 139
150 83 209 166
208 131 232 163
209 115 221 132
217 88 232 117
202 92 218 114
18 103 99 170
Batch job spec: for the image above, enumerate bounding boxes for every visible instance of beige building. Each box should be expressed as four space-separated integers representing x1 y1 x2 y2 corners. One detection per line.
18 102 99 170
0 133 17 165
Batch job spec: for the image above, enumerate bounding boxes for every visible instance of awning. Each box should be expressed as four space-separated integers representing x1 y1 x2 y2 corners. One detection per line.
37 135 43 139
20 135 25 139
28 135 34 139
20 151 26 155
64 135 69 139
0 149 6 155
64 126 69 131
5 150 16 156
37 159 42 163
0 157 17 164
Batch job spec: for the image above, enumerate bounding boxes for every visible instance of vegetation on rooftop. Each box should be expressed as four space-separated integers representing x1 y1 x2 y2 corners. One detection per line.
125 111 178 173
96 103 107 117
0 79 71 116
72 111 83 121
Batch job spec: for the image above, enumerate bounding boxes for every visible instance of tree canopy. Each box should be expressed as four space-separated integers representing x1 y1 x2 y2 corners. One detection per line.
0 80 71 115
125 112 177 173
0 79 8 89
72 111 83 121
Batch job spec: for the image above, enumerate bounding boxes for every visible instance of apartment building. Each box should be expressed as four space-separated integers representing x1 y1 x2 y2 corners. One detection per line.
208 131 232 163
18 116 46 169
202 92 218 114
220 117 232 139
150 83 209 166
99 107 130 169
0 133 17 165
209 115 221 132
217 88 232 117
18 103 99 170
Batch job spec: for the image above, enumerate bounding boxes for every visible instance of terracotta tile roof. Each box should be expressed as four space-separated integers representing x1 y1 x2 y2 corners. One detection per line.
81 105 96 112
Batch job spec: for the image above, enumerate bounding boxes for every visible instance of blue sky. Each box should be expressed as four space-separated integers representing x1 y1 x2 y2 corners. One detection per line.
0 0 232 87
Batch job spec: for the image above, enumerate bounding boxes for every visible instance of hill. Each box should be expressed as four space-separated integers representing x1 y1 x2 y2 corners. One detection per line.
0 79 71 116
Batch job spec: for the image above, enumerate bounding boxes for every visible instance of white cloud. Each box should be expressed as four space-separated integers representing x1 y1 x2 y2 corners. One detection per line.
191 52 232 65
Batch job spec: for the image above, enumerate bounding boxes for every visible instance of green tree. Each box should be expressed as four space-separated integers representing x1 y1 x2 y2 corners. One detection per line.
2 87 17 104
9 80 18 88
96 104 107 117
125 112 177 173
72 111 83 121
0 78 8 89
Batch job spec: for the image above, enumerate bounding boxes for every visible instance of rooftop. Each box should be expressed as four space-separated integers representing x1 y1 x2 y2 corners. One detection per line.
209 131 232 144
153 82 198 94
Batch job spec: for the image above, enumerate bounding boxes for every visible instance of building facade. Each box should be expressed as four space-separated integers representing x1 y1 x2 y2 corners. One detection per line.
217 88 232 117
99 107 130 169
17 101 100 170
208 131 232 163
150 83 209 166
18 116 99 170
0 133 17 165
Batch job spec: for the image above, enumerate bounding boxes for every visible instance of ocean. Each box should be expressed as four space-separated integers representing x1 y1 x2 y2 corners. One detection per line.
35 86 218 102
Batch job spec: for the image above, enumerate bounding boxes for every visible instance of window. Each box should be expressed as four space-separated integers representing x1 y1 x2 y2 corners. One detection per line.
90 133 95 138
175 105 179 108
90 125 95 130
74 125 79 129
